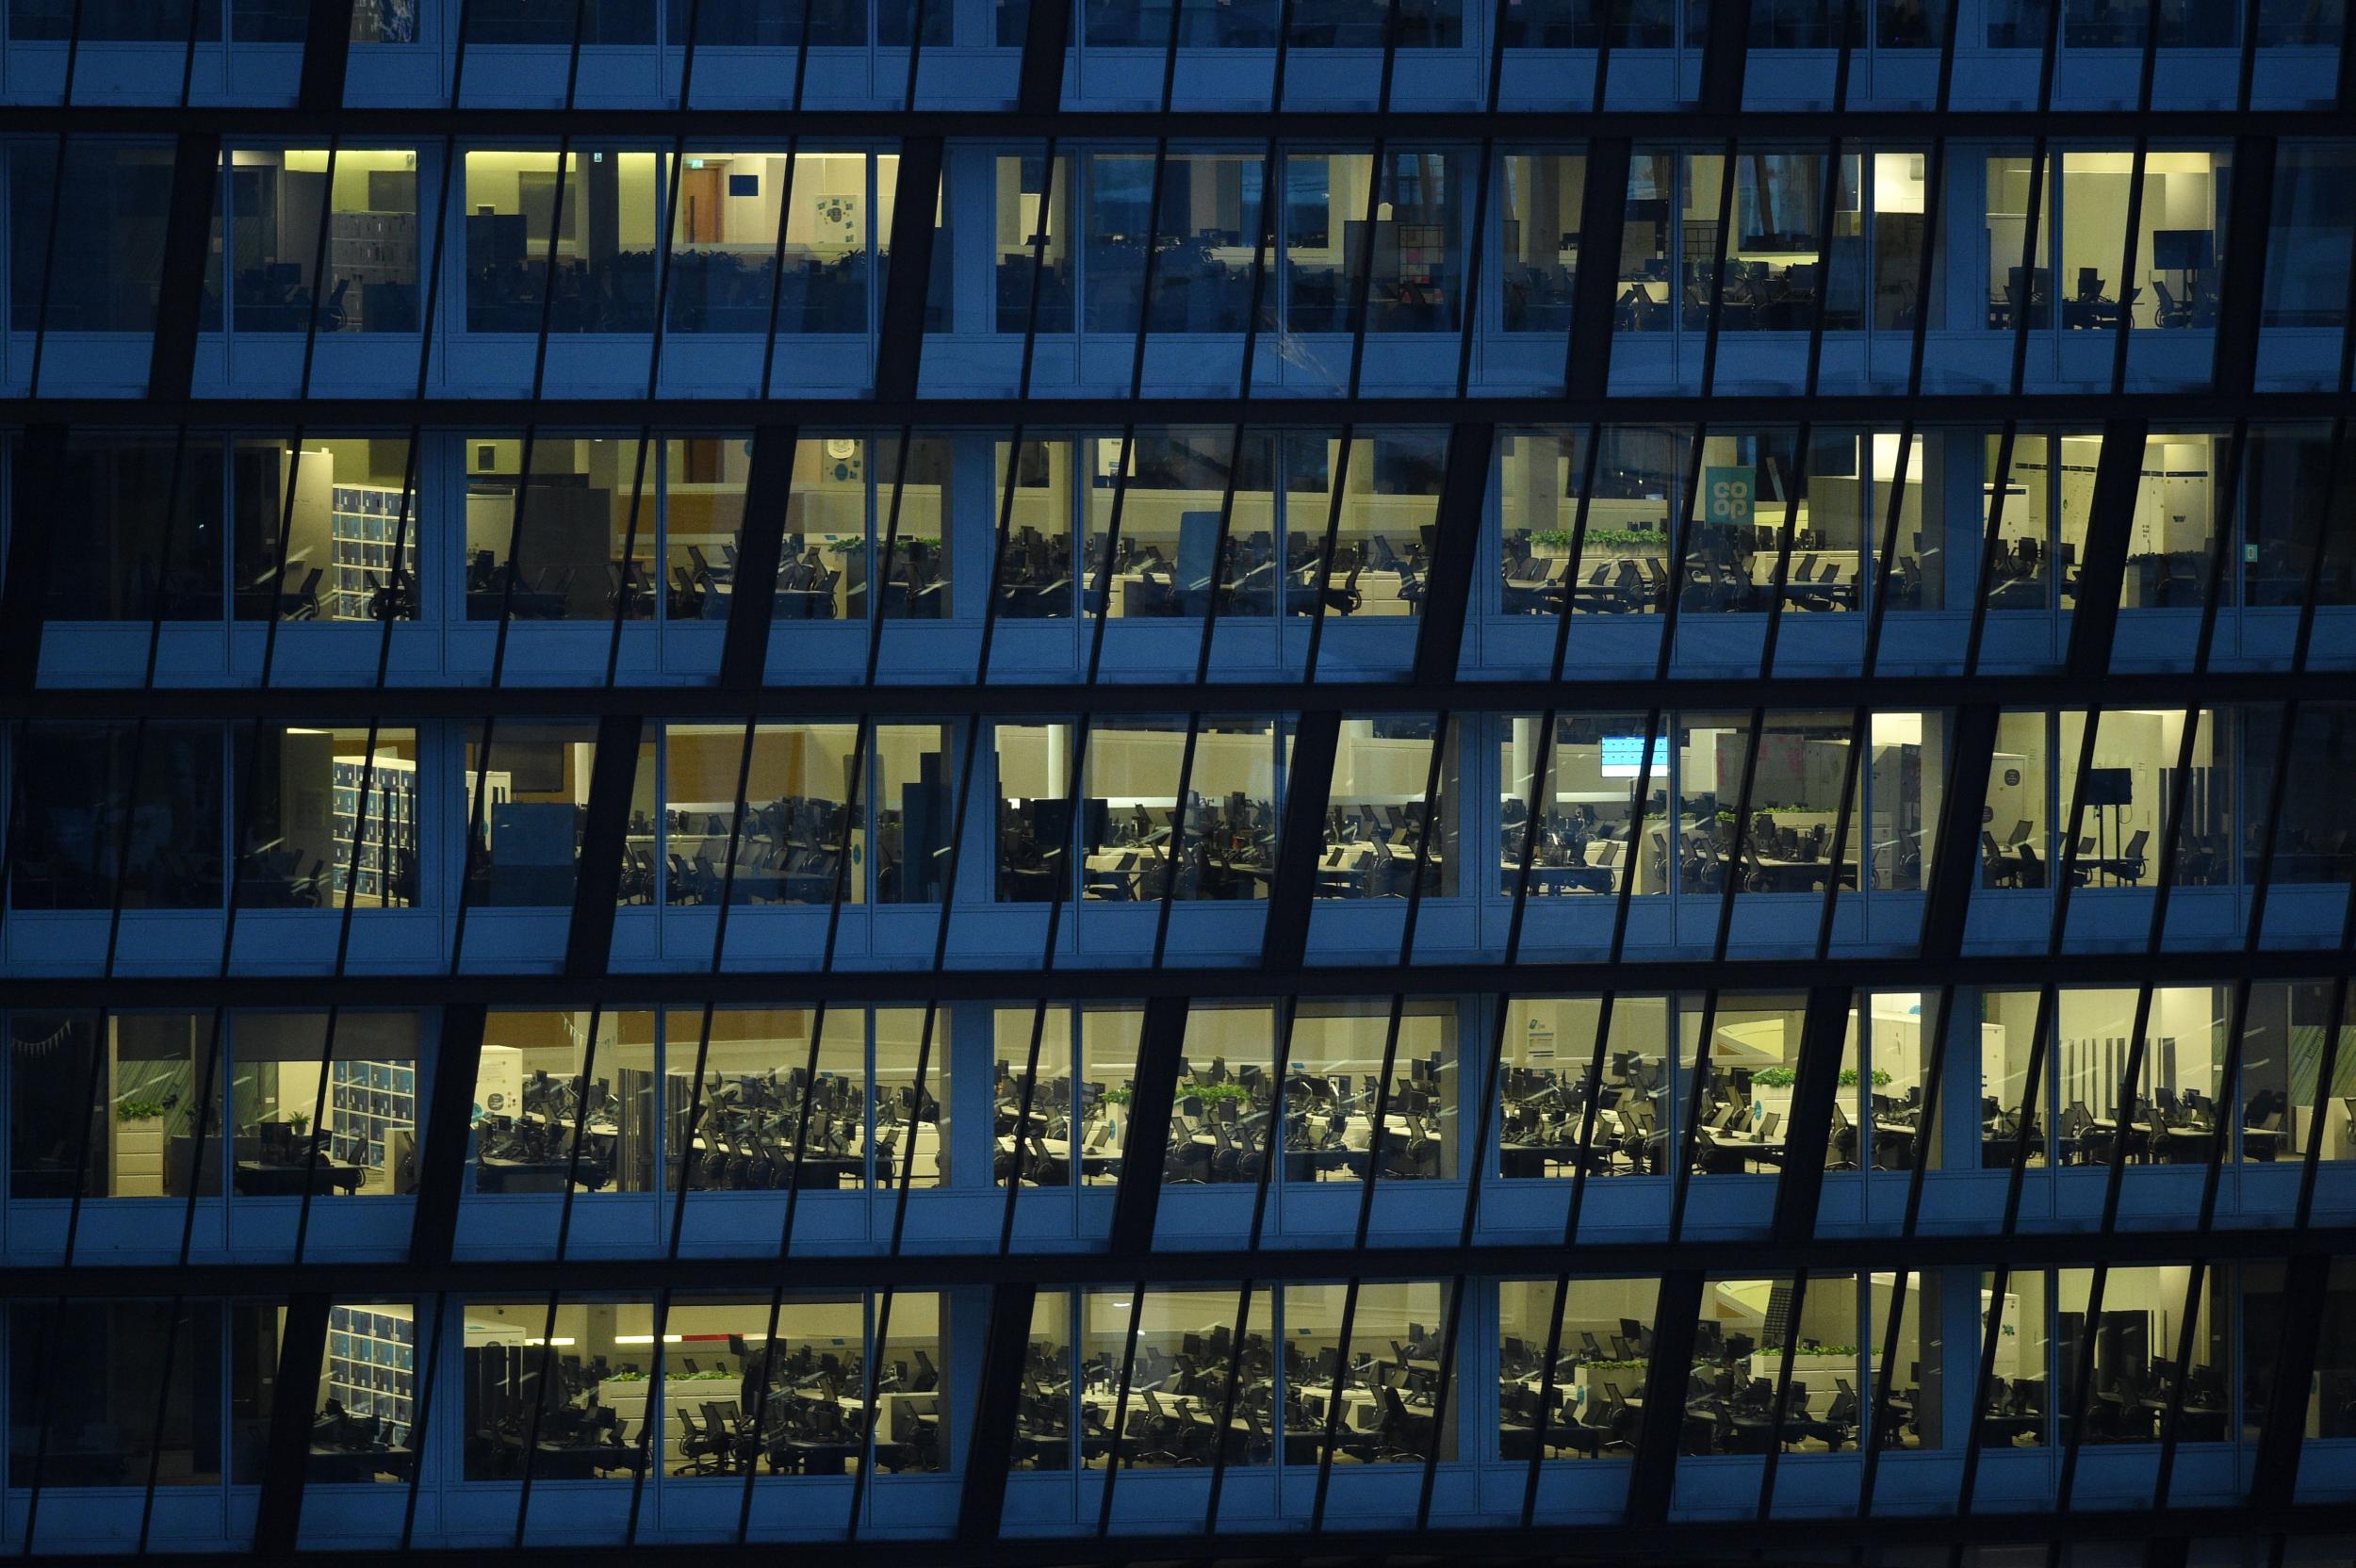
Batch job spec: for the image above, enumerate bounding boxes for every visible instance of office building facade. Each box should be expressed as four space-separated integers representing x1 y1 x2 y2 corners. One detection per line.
0 1 2352 1561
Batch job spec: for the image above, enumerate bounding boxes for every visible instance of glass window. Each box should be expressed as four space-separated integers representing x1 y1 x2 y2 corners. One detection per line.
1285 151 1466 335
309 1301 421 1480
1082 1285 1273 1468
1293 431 1444 617
472 1009 658 1195
668 1006 863 1193
1986 153 2053 331
1081 717 1277 902
456 1298 658 1482
237 724 420 910
231 1011 423 1198
874 433 954 619
1676 711 1858 897
1498 1278 1651 1460
876 149 951 333
467 0 653 43
2262 144 2356 330
1498 713 1666 897
2242 705 2356 885
1014 1292 1073 1469
995 720 1074 903
872 1006 948 1187
994 434 1075 619
1562 425 1682 612
2060 151 2228 332
1613 151 1677 335
658 721 859 906
1876 0 1943 45
658 434 744 623
1749 0 1862 44
2056 1266 2228 1443
8 722 226 910
1317 716 1453 899
1979 988 2053 1170
2243 423 2356 608
8 1011 218 1199
1088 430 1275 619
1858 994 1939 1174
1978 1269 2052 1448
26 433 227 621
1869 711 1944 892
1681 1276 1863 1456
1500 153 1584 335
1077 152 1266 336
462 434 652 621
350 0 420 41
2256 0 2348 43
1867 1269 1942 1447
224 149 419 335
1679 994 1812 1178
2062 0 2144 46
2235 981 2354 1167
1983 432 2097 612
8 139 176 334
2050 988 2223 1167
1281 1001 1456 1181
1283 1281 1453 1464
232 436 417 622
669 0 868 46
994 153 1072 334
2243 1261 2356 1444
1709 151 1828 333
9 0 220 39
664 151 795 335
1161 1004 1275 1185
1504 0 1680 47
461 724 597 908
1497 427 1586 615
7 1299 233 1487
1498 995 1674 1179
1284 0 1462 44
463 150 663 335
992 1004 1142 1188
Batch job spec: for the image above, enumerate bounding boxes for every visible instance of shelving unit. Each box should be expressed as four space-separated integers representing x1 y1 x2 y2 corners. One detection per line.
327 209 420 334
330 1058 417 1192
325 1304 416 1445
328 482 415 621
332 755 419 907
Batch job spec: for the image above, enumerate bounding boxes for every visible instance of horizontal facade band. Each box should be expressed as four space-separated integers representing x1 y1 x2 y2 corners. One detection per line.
0 106 2351 139
9 1504 2356 1567
8 671 2356 717
10 393 2356 426
4 1226 2351 1298
1 949 2353 1006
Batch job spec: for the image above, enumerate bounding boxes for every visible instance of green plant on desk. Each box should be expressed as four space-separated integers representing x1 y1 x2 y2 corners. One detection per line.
116 1098 167 1124
606 1369 647 1382
1581 1358 1648 1372
1750 1067 1798 1090
1837 1069 1893 1089
1186 1082 1254 1105
1102 1087 1134 1108
287 1112 311 1136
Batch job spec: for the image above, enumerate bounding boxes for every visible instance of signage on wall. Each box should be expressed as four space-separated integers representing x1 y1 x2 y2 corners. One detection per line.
1705 466 1756 529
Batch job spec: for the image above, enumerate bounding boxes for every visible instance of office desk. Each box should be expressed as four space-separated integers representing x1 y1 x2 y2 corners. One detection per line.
1697 1131 1786 1174
1723 852 1857 893
688 1135 866 1189
1499 1140 1598 1179
309 1443 415 1483
474 1155 578 1194
235 1158 365 1197
1502 857 1619 894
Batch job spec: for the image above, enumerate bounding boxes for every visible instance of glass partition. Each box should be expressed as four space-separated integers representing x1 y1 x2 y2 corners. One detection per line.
472 1010 658 1195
